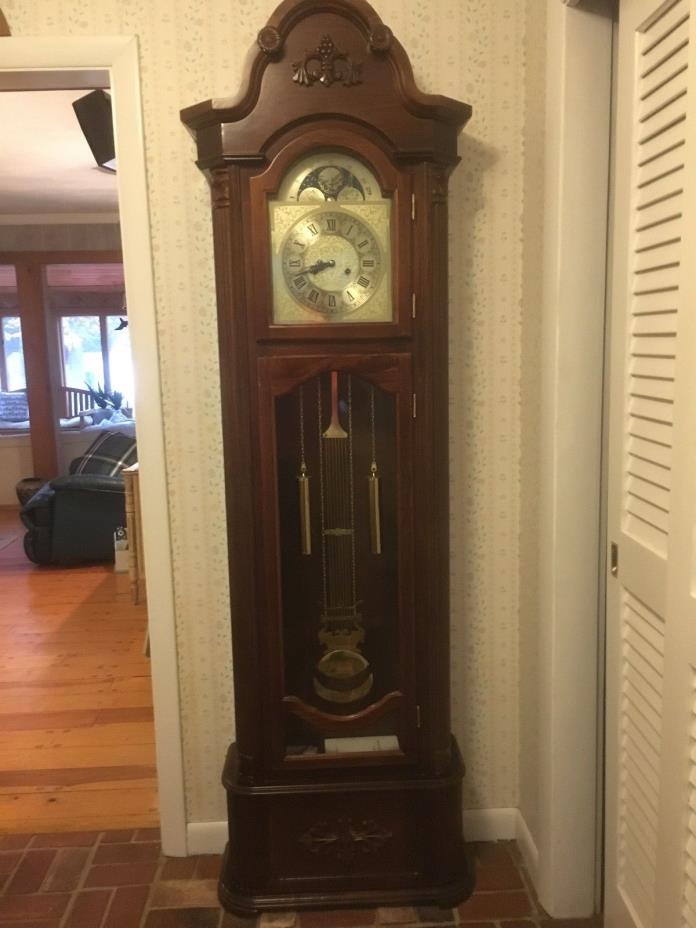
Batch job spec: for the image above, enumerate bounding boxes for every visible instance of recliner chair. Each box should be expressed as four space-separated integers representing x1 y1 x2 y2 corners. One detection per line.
20 430 137 567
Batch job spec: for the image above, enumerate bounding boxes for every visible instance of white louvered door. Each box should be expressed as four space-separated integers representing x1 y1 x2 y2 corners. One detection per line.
606 1 696 926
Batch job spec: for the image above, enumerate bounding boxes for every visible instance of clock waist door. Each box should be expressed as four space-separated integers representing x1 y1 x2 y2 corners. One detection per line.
258 353 416 772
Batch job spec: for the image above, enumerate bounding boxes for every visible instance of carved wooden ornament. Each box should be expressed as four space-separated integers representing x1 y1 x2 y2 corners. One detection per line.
292 34 363 87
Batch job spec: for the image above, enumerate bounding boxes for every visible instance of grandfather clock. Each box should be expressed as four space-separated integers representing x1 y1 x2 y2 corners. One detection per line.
182 0 472 913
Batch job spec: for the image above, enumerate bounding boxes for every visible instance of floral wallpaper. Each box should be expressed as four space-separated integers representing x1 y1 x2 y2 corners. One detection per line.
5 0 546 823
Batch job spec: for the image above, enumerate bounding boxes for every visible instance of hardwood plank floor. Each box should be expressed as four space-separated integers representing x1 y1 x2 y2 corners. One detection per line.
0 508 158 833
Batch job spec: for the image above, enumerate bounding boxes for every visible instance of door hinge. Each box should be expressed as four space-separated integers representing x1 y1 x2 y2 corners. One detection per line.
412 394 417 418
412 292 417 318
411 193 416 221
416 704 422 728
610 542 619 577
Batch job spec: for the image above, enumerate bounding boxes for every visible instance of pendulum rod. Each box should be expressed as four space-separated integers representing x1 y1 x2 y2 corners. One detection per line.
319 372 357 616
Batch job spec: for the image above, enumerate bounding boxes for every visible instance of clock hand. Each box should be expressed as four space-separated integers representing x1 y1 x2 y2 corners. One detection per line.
301 259 336 275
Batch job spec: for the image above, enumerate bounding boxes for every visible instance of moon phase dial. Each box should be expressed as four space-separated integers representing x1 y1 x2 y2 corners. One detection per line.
277 152 382 203
297 165 366 203
282 210 383 316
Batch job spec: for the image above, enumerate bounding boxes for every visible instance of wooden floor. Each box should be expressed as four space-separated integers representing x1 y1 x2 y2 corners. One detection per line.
0 508 158 834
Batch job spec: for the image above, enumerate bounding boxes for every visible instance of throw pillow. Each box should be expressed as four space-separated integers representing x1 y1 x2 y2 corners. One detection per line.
70 430 137 476
0 391 29 422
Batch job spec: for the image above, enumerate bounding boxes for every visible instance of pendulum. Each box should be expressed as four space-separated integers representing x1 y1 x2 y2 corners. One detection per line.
313 371 373 708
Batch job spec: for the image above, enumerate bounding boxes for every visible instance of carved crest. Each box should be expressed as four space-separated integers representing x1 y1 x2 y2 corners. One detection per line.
292 34 363 88
300 818 392 860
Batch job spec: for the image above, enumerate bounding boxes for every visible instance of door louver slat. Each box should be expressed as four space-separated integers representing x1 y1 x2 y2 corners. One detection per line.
682 685 696 926
618 590 665 928
623 0 686 557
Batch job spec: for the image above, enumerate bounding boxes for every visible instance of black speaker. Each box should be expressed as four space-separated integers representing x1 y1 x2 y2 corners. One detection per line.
72 89 116 172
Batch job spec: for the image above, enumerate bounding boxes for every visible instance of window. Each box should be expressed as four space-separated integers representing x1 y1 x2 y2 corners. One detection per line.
52 263 133 410
59 313 133 406
0 316 27 392
0 266 27 398
107 316 135 405
61 315 105 390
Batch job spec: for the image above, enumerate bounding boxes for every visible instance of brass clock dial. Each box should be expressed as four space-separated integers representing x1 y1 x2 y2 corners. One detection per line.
281 208 384 316
270 151 392 325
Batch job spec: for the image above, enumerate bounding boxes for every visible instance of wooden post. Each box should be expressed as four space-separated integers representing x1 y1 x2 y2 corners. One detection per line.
15 264 59 478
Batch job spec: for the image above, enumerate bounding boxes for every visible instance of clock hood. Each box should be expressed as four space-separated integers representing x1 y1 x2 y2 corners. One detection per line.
180 0 471 170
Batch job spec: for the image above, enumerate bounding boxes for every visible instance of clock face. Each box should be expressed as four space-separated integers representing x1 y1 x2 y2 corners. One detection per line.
281 209 384 317
270 152 393 325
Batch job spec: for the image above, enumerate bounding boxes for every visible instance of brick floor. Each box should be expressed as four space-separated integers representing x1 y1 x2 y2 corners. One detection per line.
0 831 602 927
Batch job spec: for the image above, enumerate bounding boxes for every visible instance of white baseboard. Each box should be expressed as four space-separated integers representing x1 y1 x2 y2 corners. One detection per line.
515 811 539 881
187 808 539 862
462 807 518 841
186 820 228 855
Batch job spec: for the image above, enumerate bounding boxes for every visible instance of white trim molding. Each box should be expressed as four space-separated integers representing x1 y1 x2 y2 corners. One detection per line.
0 37 187 856
463 808 518 842
0 212 121 225
536 0 613 917
515 812 539 883
187 821 228 856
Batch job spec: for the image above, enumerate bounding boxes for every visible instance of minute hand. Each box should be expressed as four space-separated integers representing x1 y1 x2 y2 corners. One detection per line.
301 259 336 275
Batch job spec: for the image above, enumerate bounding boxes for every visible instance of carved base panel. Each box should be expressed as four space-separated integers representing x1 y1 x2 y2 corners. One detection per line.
218 741 474 914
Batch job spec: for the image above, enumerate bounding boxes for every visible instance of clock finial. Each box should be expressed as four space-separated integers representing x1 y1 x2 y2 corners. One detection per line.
257 25 283 56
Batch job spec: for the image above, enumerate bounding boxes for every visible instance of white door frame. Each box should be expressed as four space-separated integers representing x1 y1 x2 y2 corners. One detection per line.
533 0 613 917
0 36 187 855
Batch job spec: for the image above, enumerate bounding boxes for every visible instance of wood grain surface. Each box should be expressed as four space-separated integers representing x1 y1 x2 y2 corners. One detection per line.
0 509 158 833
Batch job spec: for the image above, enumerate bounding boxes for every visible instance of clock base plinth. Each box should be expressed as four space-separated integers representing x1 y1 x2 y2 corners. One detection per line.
218 741 474 915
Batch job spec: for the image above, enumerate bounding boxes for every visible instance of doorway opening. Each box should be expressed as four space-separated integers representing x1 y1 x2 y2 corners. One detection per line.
0 40 184 853
0 75 156 834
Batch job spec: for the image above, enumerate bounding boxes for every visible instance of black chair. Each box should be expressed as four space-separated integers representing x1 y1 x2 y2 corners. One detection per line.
20 430 137 567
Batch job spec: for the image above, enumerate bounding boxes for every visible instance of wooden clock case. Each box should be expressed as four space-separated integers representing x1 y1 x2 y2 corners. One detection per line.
181 0 473 914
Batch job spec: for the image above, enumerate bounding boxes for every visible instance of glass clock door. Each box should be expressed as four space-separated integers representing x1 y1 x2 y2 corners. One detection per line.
268 361 414 762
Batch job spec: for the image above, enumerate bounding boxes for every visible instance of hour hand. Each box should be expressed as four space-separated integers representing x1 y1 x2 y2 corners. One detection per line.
305 259 336 275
